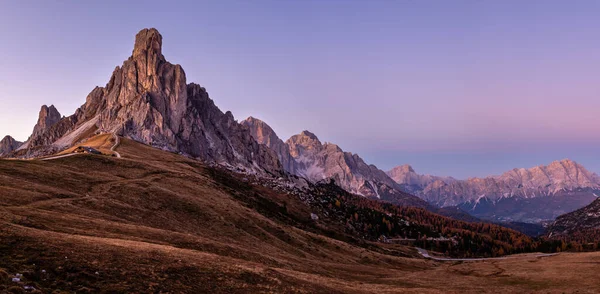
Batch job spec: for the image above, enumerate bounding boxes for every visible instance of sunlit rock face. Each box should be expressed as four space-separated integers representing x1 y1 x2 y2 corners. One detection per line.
242 117 297 174
243 117 428 208
14 28 282 175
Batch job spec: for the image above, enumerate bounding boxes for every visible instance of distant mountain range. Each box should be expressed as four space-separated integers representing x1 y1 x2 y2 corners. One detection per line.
387 160 600 223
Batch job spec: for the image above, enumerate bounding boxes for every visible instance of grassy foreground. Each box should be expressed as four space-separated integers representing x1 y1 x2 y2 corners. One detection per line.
1 138 598 293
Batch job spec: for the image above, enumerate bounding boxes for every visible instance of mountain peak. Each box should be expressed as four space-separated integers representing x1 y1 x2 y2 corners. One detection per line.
387 164 453 193
35 104 61 133
395 164 415 173
242 117 277 138
0 135 22 156
40 104 59 116
287 130 322 150
133 28 164 60
243 116 267 126
1 135 16 145
242 117 297 174
554 158 577 166
299 130 319 140
498 159 592 181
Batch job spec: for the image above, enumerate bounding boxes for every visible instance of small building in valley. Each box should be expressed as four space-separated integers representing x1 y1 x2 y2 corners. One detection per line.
74 146 102 155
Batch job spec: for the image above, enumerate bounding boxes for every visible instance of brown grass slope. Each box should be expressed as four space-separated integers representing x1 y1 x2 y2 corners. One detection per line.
56 133 116 156
0 138 599 293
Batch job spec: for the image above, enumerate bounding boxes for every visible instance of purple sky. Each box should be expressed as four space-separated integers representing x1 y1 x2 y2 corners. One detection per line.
1 1 600 179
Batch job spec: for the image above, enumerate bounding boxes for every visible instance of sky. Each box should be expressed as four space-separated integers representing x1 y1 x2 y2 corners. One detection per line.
1 0 600 179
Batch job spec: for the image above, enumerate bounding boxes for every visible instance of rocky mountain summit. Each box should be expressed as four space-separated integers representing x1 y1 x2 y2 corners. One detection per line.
387 164 455 194
17 105 63 151
242 117 427 207
0 135 22 156
31 105 62 140
242 117 297 173
11 28 282 175
388 159 600 222
285 131 400 194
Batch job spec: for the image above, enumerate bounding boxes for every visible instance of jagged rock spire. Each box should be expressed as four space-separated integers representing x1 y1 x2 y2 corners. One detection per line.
130 28 168 94
32 105 61 138
15 28 283 175
0 135 22 156
133 28 164 60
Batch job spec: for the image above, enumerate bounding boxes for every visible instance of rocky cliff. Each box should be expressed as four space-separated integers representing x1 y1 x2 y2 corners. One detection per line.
17 105 62 150
32 105 62 138
14 28 282 175
242 117 297 173
0 135 22 156
285 131 400 196
243 117 427 207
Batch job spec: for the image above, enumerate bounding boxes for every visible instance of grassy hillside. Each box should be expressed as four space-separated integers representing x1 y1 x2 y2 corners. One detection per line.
0 137 596 293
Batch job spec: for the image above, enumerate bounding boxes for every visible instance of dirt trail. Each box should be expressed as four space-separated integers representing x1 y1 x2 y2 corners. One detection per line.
39 153 79 161
416 247 558 261
111 133 121 158
39 133 122 161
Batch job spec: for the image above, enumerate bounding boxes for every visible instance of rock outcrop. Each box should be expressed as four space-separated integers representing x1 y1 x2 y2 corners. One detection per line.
242 117 297 173
0 135 22 156
389 159 600 223
243 117 427 208
32 105 62 137
16 28 282 175
17 105 62 150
